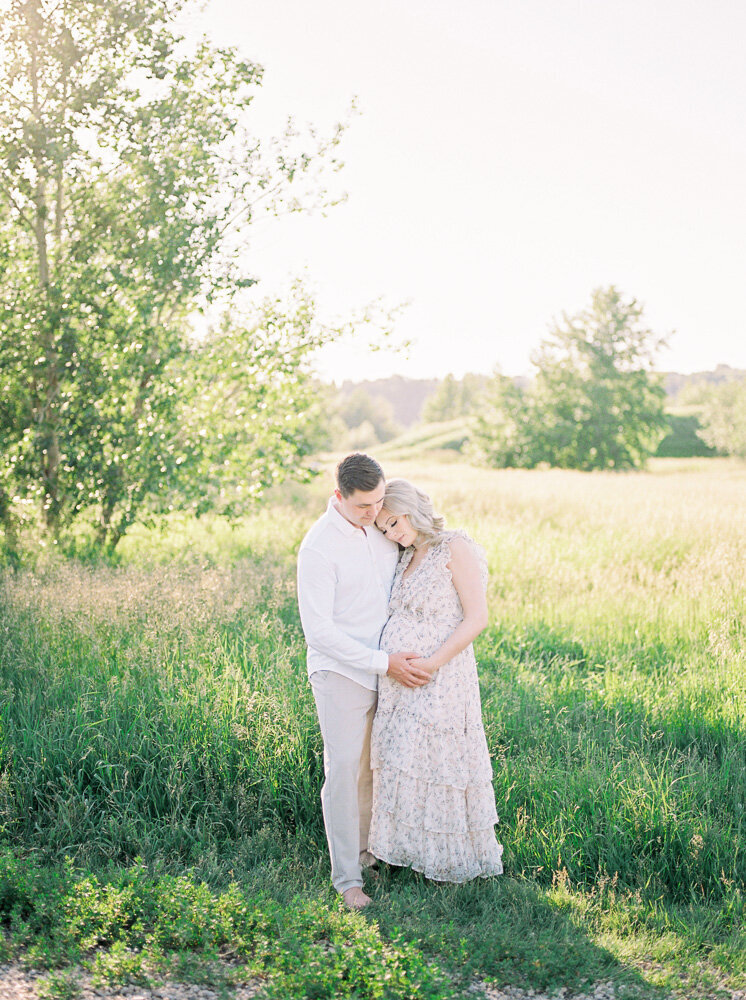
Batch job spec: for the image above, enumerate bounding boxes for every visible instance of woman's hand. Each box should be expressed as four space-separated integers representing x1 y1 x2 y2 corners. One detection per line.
386 651 431 687
407 656 437 675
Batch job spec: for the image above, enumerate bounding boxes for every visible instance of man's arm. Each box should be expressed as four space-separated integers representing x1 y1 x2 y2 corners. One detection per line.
297 547 388 674
297 547 430 686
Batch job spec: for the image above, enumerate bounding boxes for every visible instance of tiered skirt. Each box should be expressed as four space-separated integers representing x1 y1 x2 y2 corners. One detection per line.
369 619 503 882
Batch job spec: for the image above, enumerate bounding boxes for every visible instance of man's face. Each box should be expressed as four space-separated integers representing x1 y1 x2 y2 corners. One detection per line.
334 481 386 528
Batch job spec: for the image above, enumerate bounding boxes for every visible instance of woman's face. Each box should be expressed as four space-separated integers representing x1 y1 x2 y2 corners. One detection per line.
375 508 418 548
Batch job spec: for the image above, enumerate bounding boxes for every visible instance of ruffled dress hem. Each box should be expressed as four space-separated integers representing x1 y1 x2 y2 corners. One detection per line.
369 817 504 884
368 765 503 883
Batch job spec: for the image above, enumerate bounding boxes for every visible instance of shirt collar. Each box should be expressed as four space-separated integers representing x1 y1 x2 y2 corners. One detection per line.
326 496 365 537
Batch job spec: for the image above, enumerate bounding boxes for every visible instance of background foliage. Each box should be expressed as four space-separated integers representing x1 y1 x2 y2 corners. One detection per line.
0 0 347 553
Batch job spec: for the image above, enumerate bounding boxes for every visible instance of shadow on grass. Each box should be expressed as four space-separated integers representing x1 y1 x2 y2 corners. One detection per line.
367 866 656 997
183 837 661 998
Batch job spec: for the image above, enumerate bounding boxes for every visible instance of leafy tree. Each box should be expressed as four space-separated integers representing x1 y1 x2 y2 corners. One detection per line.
86 285 337 549
337 387 401 444
421 373 488 423
0 0 346 550
474 287 667 470
696 380 746 458
422 374 462 423
530 287 667 469
654 413 716 458
345 420 380 453
470 375 535 468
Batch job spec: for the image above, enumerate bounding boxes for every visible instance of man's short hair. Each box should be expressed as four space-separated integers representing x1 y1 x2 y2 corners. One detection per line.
336 453 385 497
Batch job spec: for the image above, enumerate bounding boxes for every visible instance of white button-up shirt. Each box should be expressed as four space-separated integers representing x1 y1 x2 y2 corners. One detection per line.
297 497 400 691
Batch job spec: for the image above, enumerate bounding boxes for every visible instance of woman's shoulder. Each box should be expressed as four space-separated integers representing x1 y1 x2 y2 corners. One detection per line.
433 530 488 581
433 528 475 552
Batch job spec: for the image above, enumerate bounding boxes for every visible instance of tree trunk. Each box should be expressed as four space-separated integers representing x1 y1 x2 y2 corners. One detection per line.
29 11 62 535
0 484 20 563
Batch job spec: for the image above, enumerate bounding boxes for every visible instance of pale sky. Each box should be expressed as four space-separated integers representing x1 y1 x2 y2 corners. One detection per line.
186 0 746 382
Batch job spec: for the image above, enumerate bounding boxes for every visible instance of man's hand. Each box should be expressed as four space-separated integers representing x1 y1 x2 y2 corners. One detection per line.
387 651 431 688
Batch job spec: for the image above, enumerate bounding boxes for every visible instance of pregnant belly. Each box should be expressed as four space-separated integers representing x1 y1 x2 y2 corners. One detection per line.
381 612 458 659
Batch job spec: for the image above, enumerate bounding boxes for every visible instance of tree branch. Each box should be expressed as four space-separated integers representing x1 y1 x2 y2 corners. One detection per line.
0 180 36 233
0 78 34 112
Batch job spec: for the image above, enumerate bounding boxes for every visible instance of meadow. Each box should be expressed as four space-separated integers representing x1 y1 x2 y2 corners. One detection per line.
0 457 744 999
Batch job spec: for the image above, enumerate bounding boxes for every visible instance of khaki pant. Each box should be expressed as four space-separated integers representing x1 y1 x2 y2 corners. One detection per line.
311 670 377 893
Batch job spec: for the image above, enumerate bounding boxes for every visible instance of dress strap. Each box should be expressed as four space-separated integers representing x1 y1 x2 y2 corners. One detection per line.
431 530 488 590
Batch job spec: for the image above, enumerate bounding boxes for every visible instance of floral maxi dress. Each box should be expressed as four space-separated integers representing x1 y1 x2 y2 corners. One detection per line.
368 530 504 882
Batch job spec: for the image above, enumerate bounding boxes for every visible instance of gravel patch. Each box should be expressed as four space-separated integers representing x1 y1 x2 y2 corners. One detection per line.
0 964 262 1000
473 982 746 1000
1 964 743 1000
472 983 626 1000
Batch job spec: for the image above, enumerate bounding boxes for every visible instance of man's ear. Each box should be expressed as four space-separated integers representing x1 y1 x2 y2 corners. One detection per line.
334 488 343 502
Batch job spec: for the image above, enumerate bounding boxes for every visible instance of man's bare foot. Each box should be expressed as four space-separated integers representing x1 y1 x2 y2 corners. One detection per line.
342 886 372 910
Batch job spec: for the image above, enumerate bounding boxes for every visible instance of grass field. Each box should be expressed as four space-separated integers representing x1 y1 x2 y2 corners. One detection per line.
1 457 745 998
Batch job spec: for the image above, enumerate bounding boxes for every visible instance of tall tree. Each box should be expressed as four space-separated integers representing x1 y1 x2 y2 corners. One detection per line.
530 287 667 469
421 372 488 423
337 387 401 444
421 374 462 423
0 0 345 549
696 380 746 458
474 287 667 470
470 374 535 468
83 285 337 550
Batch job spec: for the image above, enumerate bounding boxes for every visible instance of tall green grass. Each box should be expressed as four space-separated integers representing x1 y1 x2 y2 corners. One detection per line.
1 459 744 995
0 558 319 866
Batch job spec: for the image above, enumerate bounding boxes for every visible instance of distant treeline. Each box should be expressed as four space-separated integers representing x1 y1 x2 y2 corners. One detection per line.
334 364 746 431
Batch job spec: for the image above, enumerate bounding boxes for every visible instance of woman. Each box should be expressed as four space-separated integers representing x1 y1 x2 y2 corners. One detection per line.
368 479 503 883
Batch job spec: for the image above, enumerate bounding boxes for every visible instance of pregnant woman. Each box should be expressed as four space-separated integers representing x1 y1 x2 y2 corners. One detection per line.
369 479 503 883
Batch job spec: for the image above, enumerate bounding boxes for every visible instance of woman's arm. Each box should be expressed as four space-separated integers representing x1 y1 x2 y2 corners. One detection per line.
411 536 488 674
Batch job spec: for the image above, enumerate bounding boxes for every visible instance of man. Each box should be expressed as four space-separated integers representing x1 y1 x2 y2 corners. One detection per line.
297 453 430 909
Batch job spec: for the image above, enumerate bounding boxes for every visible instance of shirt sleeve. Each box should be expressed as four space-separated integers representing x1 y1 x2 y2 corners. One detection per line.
297 547 388 675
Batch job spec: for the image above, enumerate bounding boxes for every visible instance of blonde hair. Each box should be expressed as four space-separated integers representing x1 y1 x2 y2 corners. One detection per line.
382 479 446 545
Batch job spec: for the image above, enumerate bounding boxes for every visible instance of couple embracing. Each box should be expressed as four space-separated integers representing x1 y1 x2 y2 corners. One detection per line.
297 453 503 910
